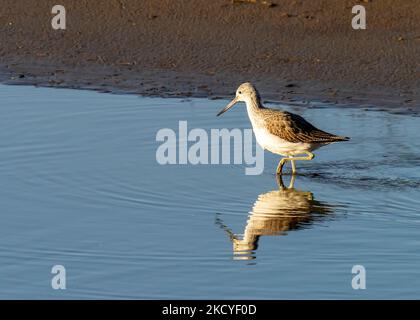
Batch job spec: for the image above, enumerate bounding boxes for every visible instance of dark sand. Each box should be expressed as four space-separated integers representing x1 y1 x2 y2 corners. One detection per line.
1 0 419 108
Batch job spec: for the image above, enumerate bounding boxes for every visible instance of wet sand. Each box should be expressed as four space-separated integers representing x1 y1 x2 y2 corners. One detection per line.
1 0 419 107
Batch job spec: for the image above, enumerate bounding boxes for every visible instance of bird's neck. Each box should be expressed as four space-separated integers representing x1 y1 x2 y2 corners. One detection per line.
244 95 262 113
244 95 263 125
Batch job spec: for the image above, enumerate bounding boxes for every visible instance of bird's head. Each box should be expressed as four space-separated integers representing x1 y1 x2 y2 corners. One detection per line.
216 82 260 116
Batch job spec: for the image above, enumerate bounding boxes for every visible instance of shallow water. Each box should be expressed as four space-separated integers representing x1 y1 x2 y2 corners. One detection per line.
0 84 420 299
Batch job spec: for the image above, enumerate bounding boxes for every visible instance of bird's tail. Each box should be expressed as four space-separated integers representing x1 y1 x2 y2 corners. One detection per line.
311 130 350 142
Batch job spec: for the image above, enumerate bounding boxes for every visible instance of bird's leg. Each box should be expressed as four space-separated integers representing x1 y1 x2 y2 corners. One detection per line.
289 152 315 174
276 157 296 175
291 160 297 174
275 173 286 189
275 170 296 189
276 152 315 175
276 157 289 175
288 174 296 189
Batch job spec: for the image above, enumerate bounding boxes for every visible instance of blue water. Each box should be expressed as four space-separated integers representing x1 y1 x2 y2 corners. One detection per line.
0 84 419 299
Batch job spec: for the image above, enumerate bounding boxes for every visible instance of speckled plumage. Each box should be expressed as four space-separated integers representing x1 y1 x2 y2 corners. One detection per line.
217 82 349 174
255 108 349 144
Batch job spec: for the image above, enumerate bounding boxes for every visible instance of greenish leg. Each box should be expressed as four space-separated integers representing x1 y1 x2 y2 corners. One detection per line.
291 160 296 174
276 152 315 175
275 170 297 189
288 174 296 189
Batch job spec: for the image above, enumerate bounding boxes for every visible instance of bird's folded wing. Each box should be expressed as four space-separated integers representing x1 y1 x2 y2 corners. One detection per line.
264 111 348 143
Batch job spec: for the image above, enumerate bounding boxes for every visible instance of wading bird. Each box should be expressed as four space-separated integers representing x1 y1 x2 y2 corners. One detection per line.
217 83 349 175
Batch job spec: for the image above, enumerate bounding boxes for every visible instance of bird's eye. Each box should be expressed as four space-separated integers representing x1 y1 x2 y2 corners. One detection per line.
238 91 242 94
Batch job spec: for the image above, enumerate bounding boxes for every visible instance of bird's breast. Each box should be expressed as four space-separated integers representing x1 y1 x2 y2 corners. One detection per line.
252 127 317 156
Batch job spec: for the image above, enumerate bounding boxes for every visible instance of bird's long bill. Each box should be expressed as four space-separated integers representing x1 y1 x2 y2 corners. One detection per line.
216 97 238 117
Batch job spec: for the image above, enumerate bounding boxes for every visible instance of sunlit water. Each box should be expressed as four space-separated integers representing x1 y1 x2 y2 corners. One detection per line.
0 84 420 299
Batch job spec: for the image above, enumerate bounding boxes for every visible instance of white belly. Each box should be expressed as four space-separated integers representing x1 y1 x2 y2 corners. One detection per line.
253 127 320 156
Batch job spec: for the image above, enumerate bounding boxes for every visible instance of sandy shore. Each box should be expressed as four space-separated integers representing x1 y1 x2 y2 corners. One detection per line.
1 0 419 108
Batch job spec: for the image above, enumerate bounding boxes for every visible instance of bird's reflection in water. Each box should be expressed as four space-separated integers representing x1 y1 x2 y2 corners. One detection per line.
216 175 335 260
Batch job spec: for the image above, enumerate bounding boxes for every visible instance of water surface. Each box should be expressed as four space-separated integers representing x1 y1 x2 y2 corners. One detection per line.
0 85 419 299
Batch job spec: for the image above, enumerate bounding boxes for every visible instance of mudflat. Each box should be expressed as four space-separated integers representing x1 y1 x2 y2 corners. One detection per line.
1 0 419 107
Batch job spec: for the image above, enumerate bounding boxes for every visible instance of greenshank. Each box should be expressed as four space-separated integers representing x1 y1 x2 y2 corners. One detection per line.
217 82 349 175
